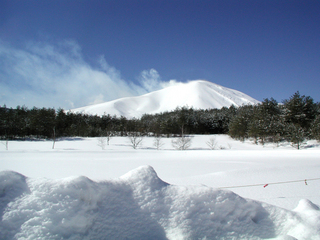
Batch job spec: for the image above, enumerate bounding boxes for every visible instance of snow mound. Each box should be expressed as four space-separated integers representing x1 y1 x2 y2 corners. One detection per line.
0 171 29 217
294 199 320 212
120 165 169 188
71 80 260 118
1 166 320 239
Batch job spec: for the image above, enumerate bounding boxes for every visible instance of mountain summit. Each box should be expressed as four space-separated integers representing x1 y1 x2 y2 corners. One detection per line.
72 80 260 118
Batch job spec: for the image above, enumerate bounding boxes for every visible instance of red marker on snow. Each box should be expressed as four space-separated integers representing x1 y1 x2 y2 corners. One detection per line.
263 184 268 188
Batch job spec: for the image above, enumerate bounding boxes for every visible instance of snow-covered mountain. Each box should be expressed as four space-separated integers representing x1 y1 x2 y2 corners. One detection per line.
71 80 260 118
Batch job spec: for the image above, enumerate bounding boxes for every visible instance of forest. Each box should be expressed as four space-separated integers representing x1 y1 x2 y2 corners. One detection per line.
1 92 319 149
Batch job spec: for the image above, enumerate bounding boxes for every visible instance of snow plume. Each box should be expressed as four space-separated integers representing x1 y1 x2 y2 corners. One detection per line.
138 69 180 92
0 40 146 109
138 68 162 92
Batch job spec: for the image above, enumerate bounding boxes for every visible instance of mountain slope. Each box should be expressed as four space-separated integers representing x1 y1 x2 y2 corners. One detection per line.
71 80 260 118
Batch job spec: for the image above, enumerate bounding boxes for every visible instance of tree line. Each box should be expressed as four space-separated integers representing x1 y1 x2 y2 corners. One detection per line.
229 92 320 148
1 92 319 148
0 105 236 139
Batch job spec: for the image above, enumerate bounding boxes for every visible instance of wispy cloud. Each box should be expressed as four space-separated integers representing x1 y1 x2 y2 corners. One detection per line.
137 68 163 92
0 40 163 109
137 68 181 93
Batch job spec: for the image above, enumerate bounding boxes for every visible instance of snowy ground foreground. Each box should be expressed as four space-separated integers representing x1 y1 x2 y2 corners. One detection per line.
1 135 320 239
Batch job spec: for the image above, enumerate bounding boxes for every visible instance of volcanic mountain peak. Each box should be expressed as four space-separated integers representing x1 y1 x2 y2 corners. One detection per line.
71 80 260 118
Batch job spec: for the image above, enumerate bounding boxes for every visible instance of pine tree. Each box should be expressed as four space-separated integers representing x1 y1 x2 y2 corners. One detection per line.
311 115 320 141
247 98 282 145
283 92 317 130
285 123 306 149
228 105 253 141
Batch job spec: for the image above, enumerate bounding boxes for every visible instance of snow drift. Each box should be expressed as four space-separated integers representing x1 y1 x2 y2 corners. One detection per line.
1 166 319 239
71 80 260 118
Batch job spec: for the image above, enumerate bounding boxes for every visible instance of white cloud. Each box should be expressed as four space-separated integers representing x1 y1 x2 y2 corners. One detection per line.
138 68 162 92
0 39 186 110
137 68 181 93
160 79 181 88
0 40 147 109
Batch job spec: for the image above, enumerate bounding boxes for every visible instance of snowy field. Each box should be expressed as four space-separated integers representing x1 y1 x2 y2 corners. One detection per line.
1 135 320 239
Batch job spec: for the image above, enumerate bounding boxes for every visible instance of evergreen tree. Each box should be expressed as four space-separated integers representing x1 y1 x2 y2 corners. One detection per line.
285 123 306 149
283 92 317 130
311 115 320 141
55 108 67 137
228 105 253 141
247 98 282 145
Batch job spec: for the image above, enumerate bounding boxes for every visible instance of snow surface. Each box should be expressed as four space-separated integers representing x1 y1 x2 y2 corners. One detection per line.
1 135 320 239
71 80 260 118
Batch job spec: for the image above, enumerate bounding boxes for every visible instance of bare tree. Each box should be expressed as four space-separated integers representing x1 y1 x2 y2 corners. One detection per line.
171 125 193 150
97 129 113 149
52 127 56 149
153 135 165 150
1 140 8 150
128 132 143 149
172 135 192 150
206 136 217 150
97 137 107 150
105 130 113 145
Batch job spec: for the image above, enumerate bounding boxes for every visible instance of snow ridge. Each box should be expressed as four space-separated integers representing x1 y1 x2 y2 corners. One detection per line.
71 80 260 118
1 166 319 239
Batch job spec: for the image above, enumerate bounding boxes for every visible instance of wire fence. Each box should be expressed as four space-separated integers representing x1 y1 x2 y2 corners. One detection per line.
217 177 320 189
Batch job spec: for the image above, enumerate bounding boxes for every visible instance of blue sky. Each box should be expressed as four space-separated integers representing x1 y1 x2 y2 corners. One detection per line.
0 0 319 109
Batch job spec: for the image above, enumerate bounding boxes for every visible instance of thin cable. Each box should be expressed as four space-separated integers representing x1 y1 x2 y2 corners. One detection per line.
217 177 320 189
